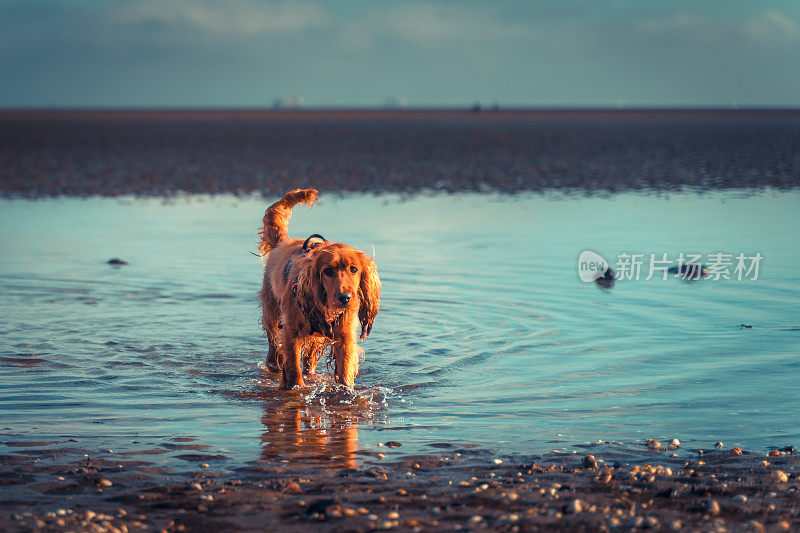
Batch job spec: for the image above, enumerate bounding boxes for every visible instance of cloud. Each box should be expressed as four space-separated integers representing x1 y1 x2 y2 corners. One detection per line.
340 4 531 50
745 10 799 46
111 0 330 36
636 13 700 34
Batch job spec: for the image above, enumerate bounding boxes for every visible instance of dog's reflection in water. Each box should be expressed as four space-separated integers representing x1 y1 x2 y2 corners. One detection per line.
259 384 383 468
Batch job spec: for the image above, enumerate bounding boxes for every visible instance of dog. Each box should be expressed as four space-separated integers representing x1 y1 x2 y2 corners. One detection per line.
258 189 381 389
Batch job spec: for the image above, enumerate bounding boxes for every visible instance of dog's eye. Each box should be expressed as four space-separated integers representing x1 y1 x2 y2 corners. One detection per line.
350 266 358 273
323 267 334 277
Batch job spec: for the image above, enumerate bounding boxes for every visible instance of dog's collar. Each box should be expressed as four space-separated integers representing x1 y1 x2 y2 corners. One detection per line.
288 234 336 338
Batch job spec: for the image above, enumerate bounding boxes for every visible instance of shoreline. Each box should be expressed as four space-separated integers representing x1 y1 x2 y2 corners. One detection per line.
1 439 797 532
3 108 800 123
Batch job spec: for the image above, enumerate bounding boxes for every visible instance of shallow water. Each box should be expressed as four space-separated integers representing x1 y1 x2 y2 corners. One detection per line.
1 191 799 468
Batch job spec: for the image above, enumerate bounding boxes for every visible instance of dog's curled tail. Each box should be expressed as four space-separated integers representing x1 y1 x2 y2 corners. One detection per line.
259 188 319 259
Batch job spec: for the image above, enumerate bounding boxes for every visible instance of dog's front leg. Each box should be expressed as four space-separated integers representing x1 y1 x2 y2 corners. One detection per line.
281 331 305 389
333 333 359 388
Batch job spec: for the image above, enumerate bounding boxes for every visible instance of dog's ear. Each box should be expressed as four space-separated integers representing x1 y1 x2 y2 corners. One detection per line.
357 254 381 340
296 256 333 338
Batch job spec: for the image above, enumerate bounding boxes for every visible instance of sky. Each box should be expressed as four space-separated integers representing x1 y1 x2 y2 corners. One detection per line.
1 0 799 108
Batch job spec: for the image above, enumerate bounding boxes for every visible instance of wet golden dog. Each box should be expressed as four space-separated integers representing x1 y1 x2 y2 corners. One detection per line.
258 189 381 389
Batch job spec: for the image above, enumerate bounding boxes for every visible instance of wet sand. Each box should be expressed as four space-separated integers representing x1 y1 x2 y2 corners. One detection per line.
1 109 799 197
1 437 798 532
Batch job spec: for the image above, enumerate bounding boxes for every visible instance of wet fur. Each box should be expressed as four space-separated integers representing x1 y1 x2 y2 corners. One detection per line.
259 189 381 389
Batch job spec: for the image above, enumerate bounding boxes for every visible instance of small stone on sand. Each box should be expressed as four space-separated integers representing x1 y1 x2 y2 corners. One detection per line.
567 499 585 514
707 500 720 516
582 454 598 469
770 470 789 483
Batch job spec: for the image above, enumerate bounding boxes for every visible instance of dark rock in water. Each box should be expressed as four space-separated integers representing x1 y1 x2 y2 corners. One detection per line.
107 258 128 265
667 263 708 279
595 268 615 288
384 441 402 448
780 445 796 454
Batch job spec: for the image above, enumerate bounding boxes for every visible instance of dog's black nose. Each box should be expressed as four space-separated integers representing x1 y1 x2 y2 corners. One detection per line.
337 292 352 305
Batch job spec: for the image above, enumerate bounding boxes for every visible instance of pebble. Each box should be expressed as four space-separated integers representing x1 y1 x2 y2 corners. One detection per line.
468 515 483 523
646 439 661 450
669 520 683 530
731 494 748 504
284 482 301 494
98 478 113 487
730 447 742 456
771 470 789 483
387 511 400 520
357 507 369 515
645 516 659 528
567 499 585 514
669 438 681 448
493 458 503 464
746 521 766 533
628 516 644 528
715 441 724 448
761 460 770 467
768 450 781 457
707 500 720 516
190 483 203 491
200 463 210 468
582 454 598 469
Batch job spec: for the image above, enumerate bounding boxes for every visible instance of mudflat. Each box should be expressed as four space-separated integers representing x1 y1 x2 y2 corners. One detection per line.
1 109 798 197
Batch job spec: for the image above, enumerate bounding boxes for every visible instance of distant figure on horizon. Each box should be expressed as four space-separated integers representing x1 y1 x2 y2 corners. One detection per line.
273 95 304 110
